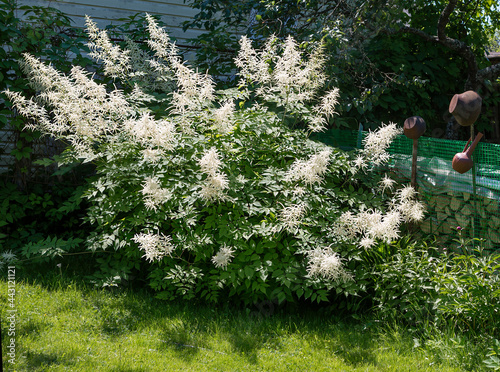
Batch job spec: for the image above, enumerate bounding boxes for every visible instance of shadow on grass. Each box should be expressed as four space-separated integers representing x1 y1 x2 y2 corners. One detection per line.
107 366 149 372
25 349 77 370
16 259 386 369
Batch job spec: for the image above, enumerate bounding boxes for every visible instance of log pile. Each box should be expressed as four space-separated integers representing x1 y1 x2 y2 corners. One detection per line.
418 190 500 249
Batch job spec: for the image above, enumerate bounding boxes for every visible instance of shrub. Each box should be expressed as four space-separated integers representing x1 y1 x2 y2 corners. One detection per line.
369 233 500 338
0 0 94 268
433 242 500 336
5 15 424 304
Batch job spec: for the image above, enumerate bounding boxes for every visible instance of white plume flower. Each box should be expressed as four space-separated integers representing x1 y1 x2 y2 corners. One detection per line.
285 148 332 185
213 100 235 134
7 54 135 160
359 237 376 249
361 122 402 167
395 186 426 222
353 154 367 170
85 16 130 79
396 185 417 202
315 88 340 119
234 35 273 88
211 245 235 270
334 184 425 248
145 13 180 62
379 174 396 193
124 112 177 150
3 90 52 132
280 203 307 231
170 59 215 114
133 232 175 262
141 177 172 211
199 147 221 176
235 35 326 108
307 116 328 133
199 147 229 202
142 148 162 163
307 247 351 282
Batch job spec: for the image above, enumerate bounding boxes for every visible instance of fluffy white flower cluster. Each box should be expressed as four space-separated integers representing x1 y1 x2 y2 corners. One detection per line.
142 149 162 163
132 232 175 262
235 36 275 90
393 186 426 222
273 36 326 102
213 100 235 134
144 14 216 115
306 247 351 282
211 245 235 270
87 15 176 92
357 123 403 168
334 185 425 249
124 112 177 152
379 174 396 193
280 203 307 231
316 88 340 119
235 36 337 133
285 148 332 185
307 88 341 132
141 177 172 211
86 15 131 79
199 148 229 202
5 55 134 159
145 13 179 62
170 59 215 115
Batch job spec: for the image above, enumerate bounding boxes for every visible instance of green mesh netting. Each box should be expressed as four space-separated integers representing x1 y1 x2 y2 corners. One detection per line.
315 129 500 250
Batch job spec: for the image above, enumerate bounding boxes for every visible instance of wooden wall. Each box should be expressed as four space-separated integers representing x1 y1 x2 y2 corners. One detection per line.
16 0 206 48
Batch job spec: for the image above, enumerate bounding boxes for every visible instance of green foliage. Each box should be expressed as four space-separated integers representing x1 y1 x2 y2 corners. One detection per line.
484 339 500 371
7 17 416 305
369 235 500 339
183 0 499 137
433 244 500 336
369 237 441 325
0 178 89 263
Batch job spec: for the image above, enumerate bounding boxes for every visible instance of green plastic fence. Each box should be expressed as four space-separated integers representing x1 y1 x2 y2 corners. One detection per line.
315 129 500 250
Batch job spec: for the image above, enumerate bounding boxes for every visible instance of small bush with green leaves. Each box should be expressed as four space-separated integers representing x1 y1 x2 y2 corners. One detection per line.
369 238 441 325
6 15 425 304
369 233 500 339
0 0 96 269
433 243 500 336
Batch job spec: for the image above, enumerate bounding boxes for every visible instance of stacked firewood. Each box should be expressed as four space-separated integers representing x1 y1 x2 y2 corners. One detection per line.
419 191 500 249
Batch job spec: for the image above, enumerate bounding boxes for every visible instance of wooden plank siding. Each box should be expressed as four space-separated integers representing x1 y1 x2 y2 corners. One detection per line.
16 0 206 46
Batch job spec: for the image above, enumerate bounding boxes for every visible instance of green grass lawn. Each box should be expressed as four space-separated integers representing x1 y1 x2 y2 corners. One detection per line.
0 266 480 371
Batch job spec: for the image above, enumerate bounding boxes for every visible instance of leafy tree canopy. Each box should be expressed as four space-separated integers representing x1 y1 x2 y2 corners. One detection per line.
184 0 500 138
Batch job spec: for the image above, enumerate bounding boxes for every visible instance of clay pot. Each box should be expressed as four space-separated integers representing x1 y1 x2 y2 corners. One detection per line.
403 116 426 140
449 91 482 127
452 132 483 174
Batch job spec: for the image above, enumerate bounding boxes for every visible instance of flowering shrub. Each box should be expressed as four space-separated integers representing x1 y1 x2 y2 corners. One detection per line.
6 15 424 304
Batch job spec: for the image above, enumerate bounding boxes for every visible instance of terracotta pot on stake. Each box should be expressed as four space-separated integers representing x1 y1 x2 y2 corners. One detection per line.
403 116 426 189
452 132 483 174
449 91 482 127
449 90 482 243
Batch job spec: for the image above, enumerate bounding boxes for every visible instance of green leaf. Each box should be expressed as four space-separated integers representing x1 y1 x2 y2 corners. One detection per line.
244 265 254 279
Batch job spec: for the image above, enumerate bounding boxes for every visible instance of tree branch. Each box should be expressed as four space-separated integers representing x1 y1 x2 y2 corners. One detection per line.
437 0 458 40
397 20 479 89
478 63 500 82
